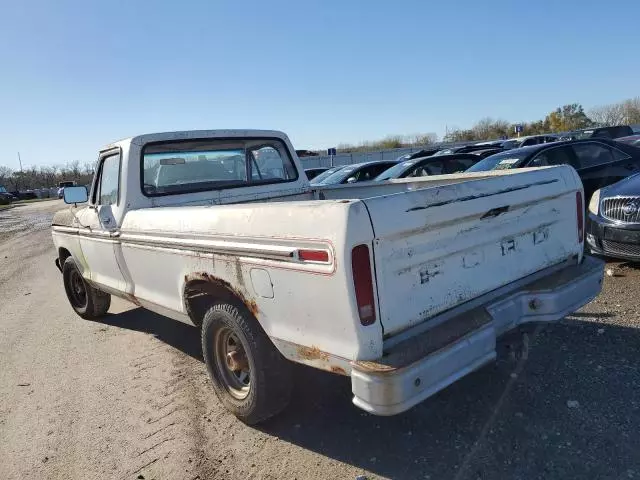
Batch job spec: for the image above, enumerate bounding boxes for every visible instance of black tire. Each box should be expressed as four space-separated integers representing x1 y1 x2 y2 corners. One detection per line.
201 301 292 425
62 257 111 319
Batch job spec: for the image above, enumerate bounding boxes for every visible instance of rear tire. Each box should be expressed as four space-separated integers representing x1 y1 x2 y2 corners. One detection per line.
201 301 292 425
62 257 111 319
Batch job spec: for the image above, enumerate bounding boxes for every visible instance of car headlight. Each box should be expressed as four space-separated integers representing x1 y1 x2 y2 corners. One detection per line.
588 189 601 215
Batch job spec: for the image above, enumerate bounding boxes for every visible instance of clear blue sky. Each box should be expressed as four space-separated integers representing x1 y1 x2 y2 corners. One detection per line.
1 0 639 168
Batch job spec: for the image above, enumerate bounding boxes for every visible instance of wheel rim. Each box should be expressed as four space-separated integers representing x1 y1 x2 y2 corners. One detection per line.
68 269 87 308
213 327 251 400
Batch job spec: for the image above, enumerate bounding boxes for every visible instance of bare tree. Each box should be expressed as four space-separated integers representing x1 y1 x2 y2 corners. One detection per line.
589 103 625 126
590 97 640 126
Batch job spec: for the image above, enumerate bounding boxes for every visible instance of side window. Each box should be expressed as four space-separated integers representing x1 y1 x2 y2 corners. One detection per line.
406 161 443 177
354 164 389 182
612 147 631 161
96 153 121 205
444 158 475 173
249 145 297 181
529 147 576 168
572 143 615 168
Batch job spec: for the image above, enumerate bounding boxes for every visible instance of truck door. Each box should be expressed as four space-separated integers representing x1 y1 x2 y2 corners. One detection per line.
77 150 128 293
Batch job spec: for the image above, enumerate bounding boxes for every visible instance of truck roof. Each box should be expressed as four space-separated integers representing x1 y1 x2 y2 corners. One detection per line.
102 129 289 152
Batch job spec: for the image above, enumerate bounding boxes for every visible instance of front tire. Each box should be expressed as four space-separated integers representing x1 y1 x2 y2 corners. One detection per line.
201 301 292 425
62 257 111 319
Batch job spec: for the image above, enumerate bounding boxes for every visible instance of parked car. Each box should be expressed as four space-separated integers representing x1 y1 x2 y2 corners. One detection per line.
375 153 481 181
0 186 16 204
396 148 442 161
51 129 604 424
500 135 559 150
434 144 502 156
467 138 640 204
311 160 398 185
587 173 640 261
12 190 37 200
58 181 76 199
304 167 329 180
471 147 504 158
295 149 318 157
561 125 634 141
616 134 640 147
308 165 347 184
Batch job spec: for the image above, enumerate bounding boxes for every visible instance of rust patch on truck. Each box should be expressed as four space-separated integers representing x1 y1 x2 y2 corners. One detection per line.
183 271 260 318
330 365 347 376
352 360 397 374
125 293 141 307
297 345 329 362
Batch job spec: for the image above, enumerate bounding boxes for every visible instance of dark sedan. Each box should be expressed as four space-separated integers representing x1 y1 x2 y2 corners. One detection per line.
375 153 481 181
587 173 640 261
311 160 398 185
467 138 640 205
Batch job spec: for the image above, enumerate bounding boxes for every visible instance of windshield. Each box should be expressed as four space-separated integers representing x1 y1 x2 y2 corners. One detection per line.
432 149 453 156
309 166 345 184
375 161 415 180
314 166 356 185
573 130 594 140
466 150 529 172
617 135 640 147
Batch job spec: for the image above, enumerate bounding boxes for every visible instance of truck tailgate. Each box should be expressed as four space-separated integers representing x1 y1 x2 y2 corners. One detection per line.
362 166 583 336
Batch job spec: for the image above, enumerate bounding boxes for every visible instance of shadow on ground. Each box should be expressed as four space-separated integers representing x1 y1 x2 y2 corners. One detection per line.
102 308 640 479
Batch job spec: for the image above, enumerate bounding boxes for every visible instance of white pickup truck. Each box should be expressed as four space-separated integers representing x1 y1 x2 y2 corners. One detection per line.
52 130 604 424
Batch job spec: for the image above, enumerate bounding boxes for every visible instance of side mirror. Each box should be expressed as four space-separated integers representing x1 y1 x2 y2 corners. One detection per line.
63 186 88 205
346 177 357 184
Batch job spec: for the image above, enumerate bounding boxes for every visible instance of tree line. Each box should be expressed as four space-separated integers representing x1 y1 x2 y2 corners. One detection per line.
0 161 94 192
1 97 638 190
334 96 640 151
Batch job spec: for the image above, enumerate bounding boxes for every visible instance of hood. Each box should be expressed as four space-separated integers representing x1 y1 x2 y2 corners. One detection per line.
603 173 640 197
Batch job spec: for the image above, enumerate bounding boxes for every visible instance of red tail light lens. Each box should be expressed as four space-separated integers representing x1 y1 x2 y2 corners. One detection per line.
298 249 329 262
351 244 376 326
576 191 584 243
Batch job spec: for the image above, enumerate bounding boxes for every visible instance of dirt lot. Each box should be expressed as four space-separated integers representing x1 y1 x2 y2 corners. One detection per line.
1 200 639 480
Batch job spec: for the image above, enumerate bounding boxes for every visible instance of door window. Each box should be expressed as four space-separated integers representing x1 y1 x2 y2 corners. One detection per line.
529 147 576 168
443 158 475 173
407 161 445 177
571 143 615 168
96 153 121 205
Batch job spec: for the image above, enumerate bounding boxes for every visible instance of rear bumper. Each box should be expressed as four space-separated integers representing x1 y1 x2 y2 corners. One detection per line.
350 255 605 416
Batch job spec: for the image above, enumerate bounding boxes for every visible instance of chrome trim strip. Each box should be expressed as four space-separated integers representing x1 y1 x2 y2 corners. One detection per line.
119 232 298 259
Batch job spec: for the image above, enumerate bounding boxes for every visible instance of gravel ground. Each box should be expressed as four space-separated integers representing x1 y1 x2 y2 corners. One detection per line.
0 200 639 480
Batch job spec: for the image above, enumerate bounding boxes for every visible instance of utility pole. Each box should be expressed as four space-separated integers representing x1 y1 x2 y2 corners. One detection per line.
17 152 23 171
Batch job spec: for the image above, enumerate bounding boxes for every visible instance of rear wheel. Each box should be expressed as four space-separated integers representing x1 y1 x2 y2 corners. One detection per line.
201 301 292 424
62 257 111 319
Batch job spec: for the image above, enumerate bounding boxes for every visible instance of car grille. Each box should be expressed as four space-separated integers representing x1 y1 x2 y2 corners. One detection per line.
601 196 640 223
601 240 640 258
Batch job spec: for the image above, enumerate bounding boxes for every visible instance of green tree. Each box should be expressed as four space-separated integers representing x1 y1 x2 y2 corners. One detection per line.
545 103 592 132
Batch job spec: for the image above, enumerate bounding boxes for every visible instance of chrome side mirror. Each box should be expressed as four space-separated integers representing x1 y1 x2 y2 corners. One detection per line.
63 186 88 205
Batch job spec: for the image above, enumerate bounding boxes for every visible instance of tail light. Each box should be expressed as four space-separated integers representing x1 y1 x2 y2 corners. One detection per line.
576 191 584 243
351 244 376 326
298 249 329 263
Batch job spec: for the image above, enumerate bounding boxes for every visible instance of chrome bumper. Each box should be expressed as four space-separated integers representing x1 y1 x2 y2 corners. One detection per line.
351 255 605 416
